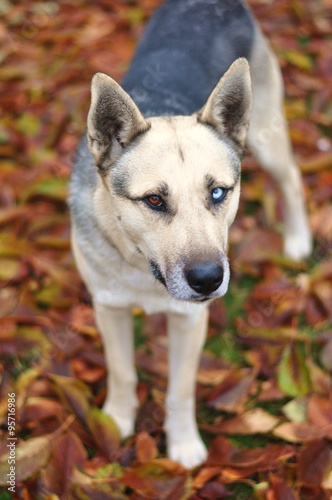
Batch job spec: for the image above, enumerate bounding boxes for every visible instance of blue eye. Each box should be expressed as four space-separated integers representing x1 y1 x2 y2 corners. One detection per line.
211 187 227 203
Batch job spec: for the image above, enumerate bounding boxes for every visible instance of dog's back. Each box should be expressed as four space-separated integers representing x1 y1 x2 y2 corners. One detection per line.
122 0 255 116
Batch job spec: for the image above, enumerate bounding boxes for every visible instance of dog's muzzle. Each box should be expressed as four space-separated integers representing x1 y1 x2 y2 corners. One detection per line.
150 255 230 302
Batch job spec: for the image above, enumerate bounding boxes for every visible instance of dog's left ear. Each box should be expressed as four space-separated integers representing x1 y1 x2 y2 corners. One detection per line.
87 73 150 170
198 58 252 154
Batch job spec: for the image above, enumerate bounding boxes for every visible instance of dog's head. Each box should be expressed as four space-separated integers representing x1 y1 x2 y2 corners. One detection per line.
87 59 252 303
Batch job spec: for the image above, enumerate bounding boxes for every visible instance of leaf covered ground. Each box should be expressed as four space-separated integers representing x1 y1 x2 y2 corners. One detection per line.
0 0 332 498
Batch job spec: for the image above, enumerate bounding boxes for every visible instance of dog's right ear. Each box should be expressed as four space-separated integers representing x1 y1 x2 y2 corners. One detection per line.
87 73 150 171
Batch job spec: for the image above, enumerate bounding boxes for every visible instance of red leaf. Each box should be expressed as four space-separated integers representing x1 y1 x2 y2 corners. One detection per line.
199 481 231 499
298 440 332 486
193 467 222 489
20 396 66 427
267 473 296 500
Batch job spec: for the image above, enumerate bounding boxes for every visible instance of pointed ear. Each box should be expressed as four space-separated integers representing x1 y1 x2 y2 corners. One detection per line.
87 73 150 171
197 58 252 154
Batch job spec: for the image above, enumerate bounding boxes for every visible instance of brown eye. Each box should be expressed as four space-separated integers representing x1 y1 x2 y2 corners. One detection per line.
148 195 162 205
144 194 166 212
146 195 164 209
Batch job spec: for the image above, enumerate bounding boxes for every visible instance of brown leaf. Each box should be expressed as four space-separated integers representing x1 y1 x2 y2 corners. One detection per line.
198 481 231 498
310 206 332 240
306 358 332 395
207 436 294 471
273 422 327 443
298 440 332 486
121 460 187 499
42 431 88 496
207 369 256 413
217 408 279 435
193 467 222 489
233 228 282 265
20 396 66 427
136 431 158 464
0 436 51 484
307 394 332 440
267 473 297 500
320 335 332 371
71 468 127 500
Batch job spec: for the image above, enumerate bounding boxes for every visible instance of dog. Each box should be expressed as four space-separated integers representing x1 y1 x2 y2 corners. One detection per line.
70 0 312 468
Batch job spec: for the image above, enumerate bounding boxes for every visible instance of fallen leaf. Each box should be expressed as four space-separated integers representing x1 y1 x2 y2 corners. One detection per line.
0 436 51 483
136 431 158 464
273 422 326 443
307 394 332 440
217 408 279 435
277 342 311 397
207 369 256 413
267 473 297 500
86 407 121 462
298 440 332 486
198 481 231 499
42 431 88 496
50 374 92 422
71 468 127 500
193 467 221 489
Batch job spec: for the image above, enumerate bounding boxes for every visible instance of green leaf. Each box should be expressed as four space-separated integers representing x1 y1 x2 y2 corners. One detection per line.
277 343 311 397
0 234 32 257
86 407 121 462
0 258 20 280
50 374 92 422
17 113 41 137
71 469 127 500
283 50 313 70
22 178 68 203
282 398 308 423
36 283 71 308
95 462 123 480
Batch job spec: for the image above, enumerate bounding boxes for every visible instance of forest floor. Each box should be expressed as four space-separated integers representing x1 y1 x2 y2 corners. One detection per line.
0 0 332 498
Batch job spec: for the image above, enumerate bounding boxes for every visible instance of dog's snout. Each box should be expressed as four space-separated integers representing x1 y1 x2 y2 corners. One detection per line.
186 261 223 295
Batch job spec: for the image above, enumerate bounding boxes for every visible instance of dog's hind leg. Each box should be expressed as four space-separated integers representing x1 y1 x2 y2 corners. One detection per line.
247 32 312 261
165 307 208 468
94 303 138 438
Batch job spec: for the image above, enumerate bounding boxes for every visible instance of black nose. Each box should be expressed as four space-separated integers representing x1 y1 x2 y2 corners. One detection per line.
186 261 223 295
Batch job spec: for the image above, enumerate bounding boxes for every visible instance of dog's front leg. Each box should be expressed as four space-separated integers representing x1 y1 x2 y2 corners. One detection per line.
165 307 209 468
94 303 138 438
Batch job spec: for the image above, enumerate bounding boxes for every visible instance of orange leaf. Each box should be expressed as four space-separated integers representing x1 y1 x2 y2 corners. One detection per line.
136 431 158 464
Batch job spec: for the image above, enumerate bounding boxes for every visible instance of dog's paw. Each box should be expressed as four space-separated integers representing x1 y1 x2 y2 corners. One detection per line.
168 438 207 469
102 401 135 439
284 225 312 261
